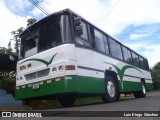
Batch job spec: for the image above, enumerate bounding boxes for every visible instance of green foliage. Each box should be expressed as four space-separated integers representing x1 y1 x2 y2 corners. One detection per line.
0 71 16 89
27 18 37 27
11 27 25 55
151 62 160 89
0 47 15 55
11 18 37 55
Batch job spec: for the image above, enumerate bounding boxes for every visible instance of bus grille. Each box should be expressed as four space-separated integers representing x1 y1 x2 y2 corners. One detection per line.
25 68 50 81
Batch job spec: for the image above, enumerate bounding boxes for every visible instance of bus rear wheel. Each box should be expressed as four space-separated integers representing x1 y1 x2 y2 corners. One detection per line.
58 96 75 107
133 81 146 98
101 76 119 103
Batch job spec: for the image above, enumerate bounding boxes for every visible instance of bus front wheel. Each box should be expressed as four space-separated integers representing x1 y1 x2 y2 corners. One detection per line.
101 76 119 103
133 81 146 98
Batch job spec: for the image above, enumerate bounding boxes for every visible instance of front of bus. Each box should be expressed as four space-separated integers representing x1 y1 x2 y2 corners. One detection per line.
15 10 78 103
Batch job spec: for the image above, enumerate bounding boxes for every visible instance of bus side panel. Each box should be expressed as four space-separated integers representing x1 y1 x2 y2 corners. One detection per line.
76 47 105 94
76 75 105 94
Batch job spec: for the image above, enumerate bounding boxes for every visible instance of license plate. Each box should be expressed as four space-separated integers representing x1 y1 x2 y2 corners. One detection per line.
32 84 39 89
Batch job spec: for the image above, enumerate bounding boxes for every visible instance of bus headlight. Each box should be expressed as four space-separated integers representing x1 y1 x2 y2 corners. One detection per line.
59 66 63 72
52 67 57 74
17 77 19 81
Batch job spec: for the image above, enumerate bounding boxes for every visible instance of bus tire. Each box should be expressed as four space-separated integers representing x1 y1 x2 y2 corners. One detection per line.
133 81 146 98
58 96 75 107
101 76 119 103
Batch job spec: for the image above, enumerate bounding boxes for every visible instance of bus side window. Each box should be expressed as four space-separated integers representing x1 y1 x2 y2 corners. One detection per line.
94 29 105 53
144 59 149 70
116 43 123 60
108 37 117 58
139 56 145 69
75 21 90 47
132 52 139 67
103 36 109 55
122 46 132 64
108 37 123 60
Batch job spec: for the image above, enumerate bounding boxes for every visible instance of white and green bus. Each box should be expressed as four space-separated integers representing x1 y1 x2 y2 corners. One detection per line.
16 9 153 107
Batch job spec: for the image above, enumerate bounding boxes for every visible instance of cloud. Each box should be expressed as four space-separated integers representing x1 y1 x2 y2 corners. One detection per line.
0 0 30 47
129 33 150 40
100 0 160 35
4 0 32 16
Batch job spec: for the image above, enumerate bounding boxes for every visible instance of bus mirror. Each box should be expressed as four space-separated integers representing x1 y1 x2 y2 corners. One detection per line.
74 17 83 36
74 17 81 26
75 25 83 36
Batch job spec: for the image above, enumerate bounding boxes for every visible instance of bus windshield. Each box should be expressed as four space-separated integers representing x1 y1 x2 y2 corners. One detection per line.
20 15 71 58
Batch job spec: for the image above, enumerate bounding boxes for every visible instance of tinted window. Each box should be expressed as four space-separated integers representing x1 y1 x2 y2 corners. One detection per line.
109 38 117 58
116 44 123 60
103 36 109 54
144 59 149 70
75 21 91 47
132 52 139 67
39 16 62 52
94 29 105 52
122 46 132 64
109 37 123 60
80 21 88 40
139 57 145 69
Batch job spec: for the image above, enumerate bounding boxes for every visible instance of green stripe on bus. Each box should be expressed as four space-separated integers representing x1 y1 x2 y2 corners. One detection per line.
103 62 144 90
19 53 58 67
15 75 153 99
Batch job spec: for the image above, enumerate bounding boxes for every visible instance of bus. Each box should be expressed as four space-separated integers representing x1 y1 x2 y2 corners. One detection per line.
15 9 153 107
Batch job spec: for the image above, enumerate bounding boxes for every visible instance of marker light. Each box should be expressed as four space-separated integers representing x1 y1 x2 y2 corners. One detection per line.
65 65 76 70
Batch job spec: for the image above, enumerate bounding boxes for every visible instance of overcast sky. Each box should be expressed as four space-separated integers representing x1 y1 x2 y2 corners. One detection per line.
0 0 160 68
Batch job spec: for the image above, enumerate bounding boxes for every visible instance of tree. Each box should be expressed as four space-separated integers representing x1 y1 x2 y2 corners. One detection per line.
0 47 13 55
151 62 160 89
11 18 37 55
27 18 37 27
11 27 25 55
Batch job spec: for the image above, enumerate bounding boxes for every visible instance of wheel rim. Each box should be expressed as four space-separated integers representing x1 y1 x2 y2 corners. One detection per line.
142 83 146 94
107 81 115 97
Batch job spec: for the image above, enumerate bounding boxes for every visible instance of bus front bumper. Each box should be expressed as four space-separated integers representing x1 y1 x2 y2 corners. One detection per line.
15 75 77 100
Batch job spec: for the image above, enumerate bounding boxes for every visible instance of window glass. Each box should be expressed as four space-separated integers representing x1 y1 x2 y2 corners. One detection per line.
116 44 123 60
79 21 88 40
144 59 149 70
127 50 132 64
39 16 62 52
109 37 117 58
139 57 145 69
109 37 123 60
132 52 139 67
103 36 109 54
75 21 90 47
25 36 37 51
122 47 132 63
94 29 105 52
